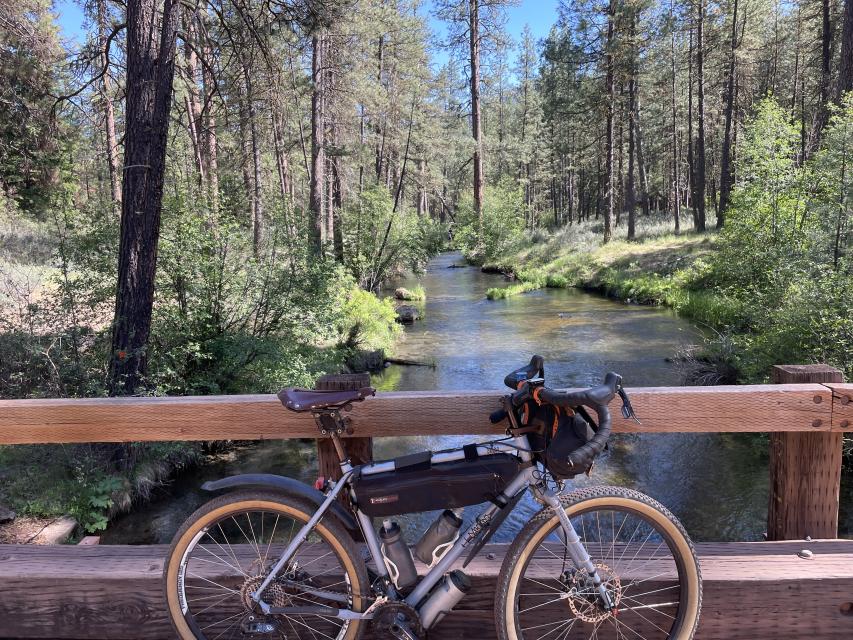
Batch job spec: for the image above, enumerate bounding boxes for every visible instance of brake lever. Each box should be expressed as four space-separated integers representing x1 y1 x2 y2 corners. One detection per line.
618 386 641 424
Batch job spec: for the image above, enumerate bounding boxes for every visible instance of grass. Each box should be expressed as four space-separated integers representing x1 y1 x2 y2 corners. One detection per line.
481 213 740 329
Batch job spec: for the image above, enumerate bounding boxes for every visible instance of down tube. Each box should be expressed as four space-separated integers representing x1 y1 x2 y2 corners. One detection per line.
404 465 537 607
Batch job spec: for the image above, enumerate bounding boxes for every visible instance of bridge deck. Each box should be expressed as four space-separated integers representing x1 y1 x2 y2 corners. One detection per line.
1 540 852 639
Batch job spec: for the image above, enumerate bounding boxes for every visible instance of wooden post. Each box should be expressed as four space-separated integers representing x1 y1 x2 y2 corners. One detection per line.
768 364 844 540
313 373 373 481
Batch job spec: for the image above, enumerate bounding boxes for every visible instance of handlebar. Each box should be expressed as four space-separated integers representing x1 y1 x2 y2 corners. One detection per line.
504 357 629 471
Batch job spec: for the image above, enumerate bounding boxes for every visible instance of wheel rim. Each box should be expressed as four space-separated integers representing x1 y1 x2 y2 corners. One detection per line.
174 505 356 640
511 504 692 640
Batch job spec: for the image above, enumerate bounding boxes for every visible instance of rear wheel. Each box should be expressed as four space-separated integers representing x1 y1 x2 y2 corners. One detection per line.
496 486 701 640
163 490 368 640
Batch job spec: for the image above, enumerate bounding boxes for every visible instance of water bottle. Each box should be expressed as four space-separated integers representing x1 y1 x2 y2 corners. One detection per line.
379 520 418 590
418 570 471 629
414 509 463 566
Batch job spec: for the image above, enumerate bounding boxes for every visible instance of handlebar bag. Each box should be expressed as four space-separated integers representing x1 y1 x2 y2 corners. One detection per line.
352 453 524 517
544 412 597 479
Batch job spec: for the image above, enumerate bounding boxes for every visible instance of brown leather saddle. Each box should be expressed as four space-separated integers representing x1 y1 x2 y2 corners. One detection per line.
277 387 375 412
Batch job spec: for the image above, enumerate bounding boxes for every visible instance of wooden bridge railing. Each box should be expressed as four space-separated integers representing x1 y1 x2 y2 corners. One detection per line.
0 364 852 638
1 364 850 539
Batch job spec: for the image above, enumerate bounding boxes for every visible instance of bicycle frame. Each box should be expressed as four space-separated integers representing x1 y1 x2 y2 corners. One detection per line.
250 433 612 621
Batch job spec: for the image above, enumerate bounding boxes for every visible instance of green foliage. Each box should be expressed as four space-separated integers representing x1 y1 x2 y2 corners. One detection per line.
343 186 448 289
455 181 525 263
0 0 66 214
339 285 401 354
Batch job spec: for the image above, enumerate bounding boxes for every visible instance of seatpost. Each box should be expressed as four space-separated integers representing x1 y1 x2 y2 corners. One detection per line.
313 409 351 467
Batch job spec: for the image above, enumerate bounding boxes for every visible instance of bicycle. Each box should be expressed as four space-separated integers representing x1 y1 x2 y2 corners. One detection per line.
163 355 702 639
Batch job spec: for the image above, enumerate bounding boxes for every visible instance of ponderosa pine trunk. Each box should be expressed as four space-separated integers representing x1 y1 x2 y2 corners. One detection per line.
718 0 739 227
603 0 615 243
693 0 707 232
812 0 833 151
96 0 121 210
309 31 326 254
839 0 853 99
469 0 484 244
109 0 181 395
671 0 681 232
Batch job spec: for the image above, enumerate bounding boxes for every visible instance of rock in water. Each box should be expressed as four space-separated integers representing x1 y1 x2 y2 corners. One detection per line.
395 305 420 324
394 287 413 300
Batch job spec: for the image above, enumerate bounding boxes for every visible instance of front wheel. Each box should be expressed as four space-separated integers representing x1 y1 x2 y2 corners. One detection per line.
163 490 368 640
496 486 702 640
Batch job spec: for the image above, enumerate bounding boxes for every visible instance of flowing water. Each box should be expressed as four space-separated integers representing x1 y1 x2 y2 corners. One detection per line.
103 252 851 544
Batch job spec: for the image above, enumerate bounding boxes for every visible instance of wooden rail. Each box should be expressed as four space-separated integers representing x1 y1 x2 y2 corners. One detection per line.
1 383 850 444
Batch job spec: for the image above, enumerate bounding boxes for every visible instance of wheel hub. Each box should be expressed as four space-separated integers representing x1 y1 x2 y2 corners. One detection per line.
563 562 621 624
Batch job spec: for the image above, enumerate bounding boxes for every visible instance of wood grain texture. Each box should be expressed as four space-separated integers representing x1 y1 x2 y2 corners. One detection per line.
768 365 844 541
1 542 851 639
0 383 835 445
826 382 853 431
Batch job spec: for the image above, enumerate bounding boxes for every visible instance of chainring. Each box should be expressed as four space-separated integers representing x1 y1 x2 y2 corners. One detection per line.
370 601 425 640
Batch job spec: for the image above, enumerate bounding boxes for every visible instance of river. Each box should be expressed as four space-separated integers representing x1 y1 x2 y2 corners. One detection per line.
103 252 852 544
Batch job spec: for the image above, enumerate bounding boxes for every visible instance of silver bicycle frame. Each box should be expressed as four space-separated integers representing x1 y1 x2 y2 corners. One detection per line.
252 434 610 618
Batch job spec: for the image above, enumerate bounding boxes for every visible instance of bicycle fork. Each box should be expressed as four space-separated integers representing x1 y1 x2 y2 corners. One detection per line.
540 489 616 611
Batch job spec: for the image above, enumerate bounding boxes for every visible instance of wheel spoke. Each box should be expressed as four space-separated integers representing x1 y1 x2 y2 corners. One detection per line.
511 497 693 640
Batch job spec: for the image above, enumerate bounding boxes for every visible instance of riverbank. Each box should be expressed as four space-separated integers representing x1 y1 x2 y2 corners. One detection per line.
484 220 739 324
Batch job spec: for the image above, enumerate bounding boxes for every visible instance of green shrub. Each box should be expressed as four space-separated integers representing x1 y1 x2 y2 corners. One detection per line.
454 181 525 263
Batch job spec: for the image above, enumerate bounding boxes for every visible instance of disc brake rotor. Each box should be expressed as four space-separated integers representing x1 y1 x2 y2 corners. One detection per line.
565 562 622 624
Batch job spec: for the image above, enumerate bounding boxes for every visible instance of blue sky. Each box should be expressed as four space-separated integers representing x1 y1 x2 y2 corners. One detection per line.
53 0 561 54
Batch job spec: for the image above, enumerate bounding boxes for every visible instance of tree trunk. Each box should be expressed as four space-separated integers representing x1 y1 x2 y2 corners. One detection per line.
670 0 681 232
687 25 696 226
718 0 739 228
309 31 326 254
603 0 615 243
626 11 638 240
812 0 833 152
693 1 707 232
242 64 264 255
183 16 204 186
469 0 484 243
96 0 121 210
839 0 853 99
201 14 219 210
109 0 181 395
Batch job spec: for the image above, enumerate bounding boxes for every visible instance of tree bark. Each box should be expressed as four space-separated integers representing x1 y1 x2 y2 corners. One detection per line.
671 0 681 232
839 0 853 99
201 14 219 210
242 64 264 255
109 0 182 395
718 0 739 227
469 0 485 243
693 0 707 232
309 31 326 254
96 0 121 210
603 0 616 243
812 0 834 152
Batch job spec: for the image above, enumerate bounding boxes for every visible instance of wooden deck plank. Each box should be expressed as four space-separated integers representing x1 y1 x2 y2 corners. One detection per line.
1 541 851 639
0 384 834 444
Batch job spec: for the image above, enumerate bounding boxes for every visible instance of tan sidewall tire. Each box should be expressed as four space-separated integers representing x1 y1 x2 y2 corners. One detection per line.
163 491 366 640
499 488 701 640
